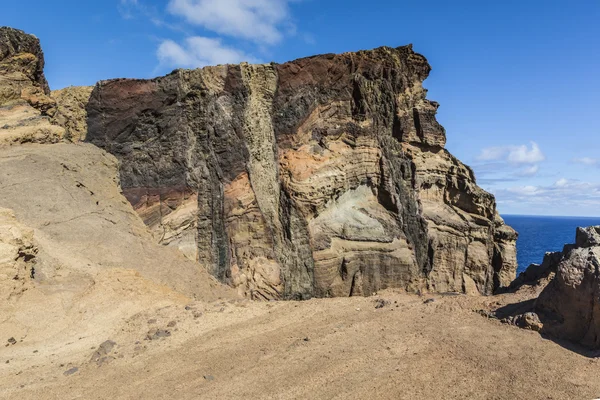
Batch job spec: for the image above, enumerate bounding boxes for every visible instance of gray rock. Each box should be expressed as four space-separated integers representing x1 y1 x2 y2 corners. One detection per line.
535 226 600 348
63 367 79 376
146 329 171 341
90 340 117 366
575 226 600 248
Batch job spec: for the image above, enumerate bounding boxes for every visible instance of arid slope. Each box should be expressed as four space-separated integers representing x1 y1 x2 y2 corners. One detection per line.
3 288 600 400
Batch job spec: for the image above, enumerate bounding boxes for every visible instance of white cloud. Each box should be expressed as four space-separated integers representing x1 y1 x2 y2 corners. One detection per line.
555 178 569 187
516 164 539 177
573 157 600 167
167 0 296 45
474 141 545 182
157 37 258 69
477 141 545 165
507 185 540 196
493 178 600 214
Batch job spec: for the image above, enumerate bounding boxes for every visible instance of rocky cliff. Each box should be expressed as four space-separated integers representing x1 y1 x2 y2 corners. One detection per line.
86 47 517 299
0 27 63 144
0 27 92 145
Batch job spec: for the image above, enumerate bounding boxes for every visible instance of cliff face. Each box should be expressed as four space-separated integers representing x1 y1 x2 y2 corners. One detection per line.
86 46 517 299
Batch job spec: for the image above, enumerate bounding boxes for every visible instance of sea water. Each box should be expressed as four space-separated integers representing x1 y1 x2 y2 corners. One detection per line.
502 215 600 274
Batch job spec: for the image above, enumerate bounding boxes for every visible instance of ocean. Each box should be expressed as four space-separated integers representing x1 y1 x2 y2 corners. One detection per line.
502 215 600 274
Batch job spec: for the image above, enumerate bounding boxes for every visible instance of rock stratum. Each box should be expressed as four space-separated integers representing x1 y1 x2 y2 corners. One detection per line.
86 46 517 299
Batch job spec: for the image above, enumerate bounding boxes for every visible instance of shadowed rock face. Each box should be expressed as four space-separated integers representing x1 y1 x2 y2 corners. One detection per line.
86 46 517 299
536 226 600 348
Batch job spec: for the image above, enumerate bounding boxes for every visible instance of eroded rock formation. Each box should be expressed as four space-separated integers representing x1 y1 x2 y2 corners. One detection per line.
86 46 517 299
0 27 93 145
0 27 64 144
535 226 600 348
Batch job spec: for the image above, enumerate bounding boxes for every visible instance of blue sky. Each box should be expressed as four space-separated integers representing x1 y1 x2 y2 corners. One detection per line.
3 0 599 216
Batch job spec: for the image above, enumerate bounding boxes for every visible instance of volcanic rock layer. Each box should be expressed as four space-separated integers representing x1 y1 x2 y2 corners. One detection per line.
86 46 517 299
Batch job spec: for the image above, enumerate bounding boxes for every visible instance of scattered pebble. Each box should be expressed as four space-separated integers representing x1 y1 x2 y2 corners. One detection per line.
90 340 117 366
375 299 390 309
7 337 16 346
203 375 215 381
63 367 79 376
146 329 171 341
423 299 435 304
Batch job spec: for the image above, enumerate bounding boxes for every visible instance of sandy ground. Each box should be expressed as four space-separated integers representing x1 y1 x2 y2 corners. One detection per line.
2 288 600 400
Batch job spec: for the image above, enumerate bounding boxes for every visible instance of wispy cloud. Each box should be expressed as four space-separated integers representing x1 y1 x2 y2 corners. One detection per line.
474 141 545 181
118 0 140 19
477 141 545 164
157 37 259 69
167 0 297 45
515 164 539 177
494 178 600 211
573 157 600 167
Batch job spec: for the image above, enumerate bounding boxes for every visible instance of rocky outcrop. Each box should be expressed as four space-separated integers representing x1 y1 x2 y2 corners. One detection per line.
506 250 562 291
535 226 600 348
86 46 517 299
51 86 94 142
0 27 64 145
0 26 50 99
0 27 93 145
